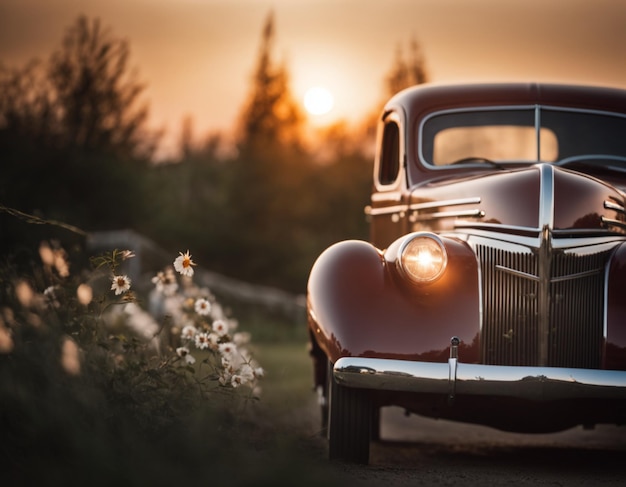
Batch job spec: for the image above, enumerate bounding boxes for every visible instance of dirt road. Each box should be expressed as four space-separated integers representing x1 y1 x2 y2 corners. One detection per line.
301 403 626 486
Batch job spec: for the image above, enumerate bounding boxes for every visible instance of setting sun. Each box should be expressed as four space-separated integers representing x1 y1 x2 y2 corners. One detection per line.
303 87 334 116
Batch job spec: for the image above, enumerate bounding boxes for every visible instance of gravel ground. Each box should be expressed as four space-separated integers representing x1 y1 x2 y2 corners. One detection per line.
298 402 626 487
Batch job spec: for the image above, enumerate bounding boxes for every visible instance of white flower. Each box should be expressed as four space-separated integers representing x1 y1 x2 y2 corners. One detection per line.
221 356 233 372
119 250 136 260
181 324 198 341
111 275 131 295
194 298 211 316
173 250 195 277
152 268 179 295
218 342 237 359
238 363 255 382
233 332 250 346
231 374 246 388
176 347 196 364
194 332 211 350
212 319 229 337
254 367 265 379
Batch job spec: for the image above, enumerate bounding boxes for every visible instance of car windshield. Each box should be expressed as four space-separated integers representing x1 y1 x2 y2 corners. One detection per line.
420 106 626 169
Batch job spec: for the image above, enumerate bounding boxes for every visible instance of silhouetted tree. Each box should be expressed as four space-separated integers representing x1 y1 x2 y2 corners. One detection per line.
48 16 157 158
237 12 304 152
0 61 57 147
385 37 429 98
0 15 158 240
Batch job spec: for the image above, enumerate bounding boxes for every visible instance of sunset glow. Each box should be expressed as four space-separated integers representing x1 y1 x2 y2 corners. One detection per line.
303 87 334 116
2 0 626 159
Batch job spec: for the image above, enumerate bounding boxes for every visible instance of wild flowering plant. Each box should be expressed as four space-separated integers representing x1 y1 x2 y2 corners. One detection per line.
0 239 268 483
147 250 264 393
93 247 264 395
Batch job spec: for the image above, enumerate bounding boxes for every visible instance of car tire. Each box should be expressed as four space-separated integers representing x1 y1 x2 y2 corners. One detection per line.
328 360 372 464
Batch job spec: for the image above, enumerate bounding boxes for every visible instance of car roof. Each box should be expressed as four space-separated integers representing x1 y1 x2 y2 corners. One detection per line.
385 82 626 119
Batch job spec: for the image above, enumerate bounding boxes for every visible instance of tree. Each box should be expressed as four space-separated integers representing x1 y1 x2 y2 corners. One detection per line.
0 15 158 236
0 61 57 147
236 11 304 152
48 16 157 158
384 37 429 98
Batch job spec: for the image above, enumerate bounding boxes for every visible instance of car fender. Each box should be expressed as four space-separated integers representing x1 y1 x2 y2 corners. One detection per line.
307 236 481 365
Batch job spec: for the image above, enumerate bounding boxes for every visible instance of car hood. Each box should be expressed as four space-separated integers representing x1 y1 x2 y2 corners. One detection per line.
409 164 626 235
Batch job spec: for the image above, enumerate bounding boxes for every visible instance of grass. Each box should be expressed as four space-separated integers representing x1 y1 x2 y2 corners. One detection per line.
0 241 342 486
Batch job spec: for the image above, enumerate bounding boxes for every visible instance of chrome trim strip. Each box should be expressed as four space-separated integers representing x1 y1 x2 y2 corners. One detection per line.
604 200 626 214
550 268 604 283
499 264 604 284
412 209 485 221
495 265 539 281
602 217 626 231
460 230 624 253
535 104 541 161
409 197 482 211
334 357 626 402
454 221 540 237
536 166 554 367
367 204 407 216
538 164 555 229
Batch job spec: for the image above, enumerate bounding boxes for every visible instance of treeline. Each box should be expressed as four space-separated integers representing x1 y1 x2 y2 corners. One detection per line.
0 14 427 294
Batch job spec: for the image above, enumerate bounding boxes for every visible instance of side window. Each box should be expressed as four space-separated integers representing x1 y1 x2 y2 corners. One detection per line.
379 120 400 185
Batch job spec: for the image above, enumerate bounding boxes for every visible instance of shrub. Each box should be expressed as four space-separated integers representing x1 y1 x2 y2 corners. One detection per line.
0 243 265 485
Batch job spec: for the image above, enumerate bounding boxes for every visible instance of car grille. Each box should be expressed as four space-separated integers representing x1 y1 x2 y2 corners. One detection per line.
476 244 611 368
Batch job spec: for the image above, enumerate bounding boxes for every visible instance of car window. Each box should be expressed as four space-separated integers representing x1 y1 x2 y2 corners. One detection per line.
541 108 626 162
420 106 626 169
379 120 400 185
432 125 557 165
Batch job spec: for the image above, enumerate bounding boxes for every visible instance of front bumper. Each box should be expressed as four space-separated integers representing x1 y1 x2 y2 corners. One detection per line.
334 356 626 402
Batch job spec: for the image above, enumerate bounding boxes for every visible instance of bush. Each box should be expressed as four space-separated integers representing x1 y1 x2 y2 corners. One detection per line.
0 243 268 485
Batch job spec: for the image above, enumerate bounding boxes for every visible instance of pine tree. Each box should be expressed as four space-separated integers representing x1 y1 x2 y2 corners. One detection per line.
384 37 428 98
237 12 303 152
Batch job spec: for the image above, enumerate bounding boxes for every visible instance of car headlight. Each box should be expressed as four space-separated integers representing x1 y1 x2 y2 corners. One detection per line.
398 233 448 284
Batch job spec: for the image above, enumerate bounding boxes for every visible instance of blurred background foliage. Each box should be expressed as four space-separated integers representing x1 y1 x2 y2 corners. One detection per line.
0 13 428 295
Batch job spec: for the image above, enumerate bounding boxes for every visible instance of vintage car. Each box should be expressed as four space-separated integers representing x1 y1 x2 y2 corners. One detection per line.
306 82 626 464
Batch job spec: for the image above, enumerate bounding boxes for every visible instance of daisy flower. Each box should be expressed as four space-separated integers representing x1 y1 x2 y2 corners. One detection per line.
194 298 211 316
181 324 198 341
119 250 136 261
111 275 131 295
173 250 196 277
218 342 237 359
152 270 178 295
194 332 211 350
238 363 255 382
212 319 229 337
176 347 196 364
231 374 246 388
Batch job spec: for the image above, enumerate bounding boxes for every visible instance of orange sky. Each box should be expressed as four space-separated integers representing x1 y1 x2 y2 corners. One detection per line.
2 0 626 157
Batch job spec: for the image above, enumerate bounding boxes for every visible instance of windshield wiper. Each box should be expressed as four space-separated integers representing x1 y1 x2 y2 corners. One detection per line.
449 157 505 169
554 155 626 174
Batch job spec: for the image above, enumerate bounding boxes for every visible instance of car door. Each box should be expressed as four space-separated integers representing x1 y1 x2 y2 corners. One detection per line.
368 111 409 249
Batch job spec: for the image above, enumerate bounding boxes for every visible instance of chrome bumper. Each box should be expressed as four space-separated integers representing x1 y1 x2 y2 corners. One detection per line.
334 356 626 402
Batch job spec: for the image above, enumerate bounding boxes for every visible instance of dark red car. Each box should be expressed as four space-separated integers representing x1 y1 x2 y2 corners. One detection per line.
307 82 626 464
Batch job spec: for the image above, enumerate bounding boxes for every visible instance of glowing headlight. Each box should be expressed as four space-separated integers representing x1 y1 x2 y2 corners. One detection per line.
398 234 448 284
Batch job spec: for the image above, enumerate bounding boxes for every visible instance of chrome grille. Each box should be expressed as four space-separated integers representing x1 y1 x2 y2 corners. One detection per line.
477 245 609 368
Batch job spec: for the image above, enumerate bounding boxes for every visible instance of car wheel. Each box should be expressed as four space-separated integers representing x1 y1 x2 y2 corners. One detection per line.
328 360 372 464
371 406 381 441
